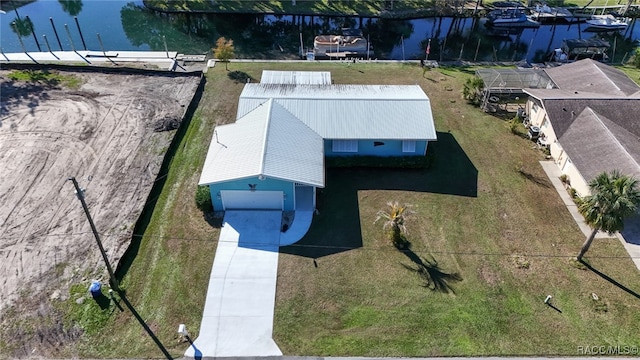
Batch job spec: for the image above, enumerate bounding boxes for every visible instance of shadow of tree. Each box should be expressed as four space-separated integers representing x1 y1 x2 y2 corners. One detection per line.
579 259 640 300
227 70 254 83
401 247 462 293
0 79 51 119
517 166 551 188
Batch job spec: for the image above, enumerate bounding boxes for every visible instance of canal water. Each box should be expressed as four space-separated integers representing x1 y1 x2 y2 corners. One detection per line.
1 0 639 63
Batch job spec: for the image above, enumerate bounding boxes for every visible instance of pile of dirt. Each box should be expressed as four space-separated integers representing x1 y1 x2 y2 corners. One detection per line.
0 67 202 356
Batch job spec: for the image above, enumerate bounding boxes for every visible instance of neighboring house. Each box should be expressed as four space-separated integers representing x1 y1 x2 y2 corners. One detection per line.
524 59 640 196
199 71 437 211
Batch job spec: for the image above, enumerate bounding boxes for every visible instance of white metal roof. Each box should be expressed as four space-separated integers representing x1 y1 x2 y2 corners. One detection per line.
238 84 437 140
199 99 324 187
260 70 332 85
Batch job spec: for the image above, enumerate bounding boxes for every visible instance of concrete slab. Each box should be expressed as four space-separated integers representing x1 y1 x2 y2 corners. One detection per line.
185 211 283 358
539 161 610 239
1 50 181 68
540 161 640 270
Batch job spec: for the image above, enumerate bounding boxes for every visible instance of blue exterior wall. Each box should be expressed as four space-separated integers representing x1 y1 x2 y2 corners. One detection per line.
208 176 295 211
324 139 428 157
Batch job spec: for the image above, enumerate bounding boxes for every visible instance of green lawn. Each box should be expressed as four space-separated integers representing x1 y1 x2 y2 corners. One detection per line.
44 62 640 358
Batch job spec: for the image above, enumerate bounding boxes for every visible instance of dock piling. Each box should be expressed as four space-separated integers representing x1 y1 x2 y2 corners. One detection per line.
74 17 87 51
49 17 63 51
64 24 76 51
11 22 27 54
26 16 41 52
163 35 169 58
43 34 52 53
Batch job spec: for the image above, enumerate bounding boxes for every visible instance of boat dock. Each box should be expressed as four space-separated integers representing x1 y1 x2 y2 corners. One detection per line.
0 50 206 71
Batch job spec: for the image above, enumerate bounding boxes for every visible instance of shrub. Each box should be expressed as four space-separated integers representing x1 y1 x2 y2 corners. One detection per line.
509 117 524 137
559 174 568 184
325 155 432 169
462 76 484 106
633 48 640 69
195 185 212 212
568 187 578 199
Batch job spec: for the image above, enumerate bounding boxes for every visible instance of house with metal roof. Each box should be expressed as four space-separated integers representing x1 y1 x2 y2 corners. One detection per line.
523 59 640 196
199 73 437 211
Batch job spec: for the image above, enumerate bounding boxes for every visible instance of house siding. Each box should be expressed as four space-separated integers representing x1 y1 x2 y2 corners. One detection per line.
324 139 428 156
208 176 295 211
561 156 590 196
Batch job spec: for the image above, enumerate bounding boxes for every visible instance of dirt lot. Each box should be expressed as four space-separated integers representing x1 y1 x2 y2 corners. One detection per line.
0 67 201 318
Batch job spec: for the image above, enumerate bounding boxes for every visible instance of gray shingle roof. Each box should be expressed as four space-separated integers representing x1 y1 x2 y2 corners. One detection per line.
559 107 640 182
544 59 640 97
540 98 640 138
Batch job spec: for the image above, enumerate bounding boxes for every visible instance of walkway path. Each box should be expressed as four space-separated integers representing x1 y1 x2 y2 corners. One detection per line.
540 161 640 270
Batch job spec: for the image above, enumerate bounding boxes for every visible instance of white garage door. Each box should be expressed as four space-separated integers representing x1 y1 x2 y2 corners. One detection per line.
220 190 283 210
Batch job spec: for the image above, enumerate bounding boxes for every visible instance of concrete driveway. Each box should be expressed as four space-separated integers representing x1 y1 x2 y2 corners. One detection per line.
184 211 283 357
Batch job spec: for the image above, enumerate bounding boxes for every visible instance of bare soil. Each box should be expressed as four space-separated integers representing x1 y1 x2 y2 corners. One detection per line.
0 67 201 351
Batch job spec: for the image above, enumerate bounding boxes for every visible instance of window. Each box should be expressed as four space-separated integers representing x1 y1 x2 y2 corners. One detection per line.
332 140 358 153
402 140 416 153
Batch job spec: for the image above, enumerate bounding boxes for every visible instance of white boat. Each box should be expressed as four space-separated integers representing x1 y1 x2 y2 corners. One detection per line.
313 29 369 58
530 4 577 23
486 8 528 24
585 15 628 31
486 9 540 27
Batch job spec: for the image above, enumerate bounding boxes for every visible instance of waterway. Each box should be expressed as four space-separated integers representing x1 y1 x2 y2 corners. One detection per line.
1 0 639 63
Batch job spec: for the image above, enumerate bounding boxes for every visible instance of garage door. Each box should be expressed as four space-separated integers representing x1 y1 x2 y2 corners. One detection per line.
220 190 283 210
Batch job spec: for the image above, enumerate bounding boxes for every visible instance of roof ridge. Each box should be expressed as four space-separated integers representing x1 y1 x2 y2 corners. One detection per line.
588 107 640 170
593 62 621 92
258 99 273 176
272 100 322 137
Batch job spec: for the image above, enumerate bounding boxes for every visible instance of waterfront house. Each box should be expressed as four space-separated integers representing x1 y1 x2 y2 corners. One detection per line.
199 71 437 211
524 59 640 196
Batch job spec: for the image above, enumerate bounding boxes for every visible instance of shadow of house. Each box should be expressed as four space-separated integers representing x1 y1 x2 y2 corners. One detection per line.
280 132 478 259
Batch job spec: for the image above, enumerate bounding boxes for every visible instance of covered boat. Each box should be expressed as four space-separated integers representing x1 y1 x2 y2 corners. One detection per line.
553 38 610 62
313 28 369 58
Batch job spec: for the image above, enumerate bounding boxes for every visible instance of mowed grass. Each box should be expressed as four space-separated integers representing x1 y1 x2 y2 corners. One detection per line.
62 62 640 357
269 63 640 356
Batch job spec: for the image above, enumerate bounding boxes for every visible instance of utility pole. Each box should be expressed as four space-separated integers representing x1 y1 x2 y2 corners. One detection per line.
67 177 119 291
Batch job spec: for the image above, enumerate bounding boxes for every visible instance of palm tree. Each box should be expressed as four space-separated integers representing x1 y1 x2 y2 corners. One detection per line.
577 170 640 260
375 201 414 248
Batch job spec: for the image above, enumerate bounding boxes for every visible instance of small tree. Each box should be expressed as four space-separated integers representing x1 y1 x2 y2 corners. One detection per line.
577 170 640 260
375 201 414 248
213 37 235 71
